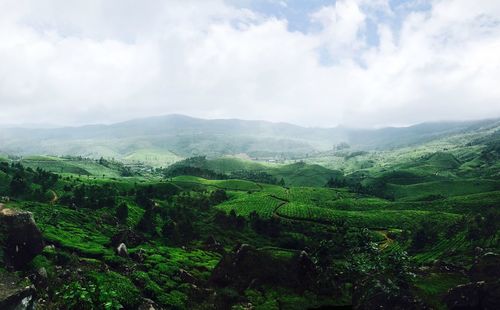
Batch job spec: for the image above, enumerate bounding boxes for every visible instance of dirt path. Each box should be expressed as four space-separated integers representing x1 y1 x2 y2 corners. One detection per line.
269 194 331 225
49 190 58 204
376 229 394 250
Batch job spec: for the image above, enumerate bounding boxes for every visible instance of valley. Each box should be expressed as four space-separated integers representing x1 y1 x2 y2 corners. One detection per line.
0 116 499 309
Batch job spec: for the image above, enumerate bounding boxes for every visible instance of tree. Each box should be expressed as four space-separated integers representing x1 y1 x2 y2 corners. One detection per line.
161 219 181 244
210 189 228 205
10 172 28 196
412 221 438 250
136 199 156 234
116 203 129 224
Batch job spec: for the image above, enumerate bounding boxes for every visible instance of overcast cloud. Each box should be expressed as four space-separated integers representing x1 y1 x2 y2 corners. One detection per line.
0 0 499 127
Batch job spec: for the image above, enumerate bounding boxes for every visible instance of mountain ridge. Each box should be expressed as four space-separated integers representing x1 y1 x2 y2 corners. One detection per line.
1 114 499 160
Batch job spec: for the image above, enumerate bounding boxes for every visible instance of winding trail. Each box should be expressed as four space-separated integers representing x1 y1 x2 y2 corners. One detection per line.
49 190 58 204
375 229 395 250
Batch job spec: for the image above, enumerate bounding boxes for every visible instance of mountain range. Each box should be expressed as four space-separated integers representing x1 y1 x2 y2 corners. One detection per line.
1 114 499 162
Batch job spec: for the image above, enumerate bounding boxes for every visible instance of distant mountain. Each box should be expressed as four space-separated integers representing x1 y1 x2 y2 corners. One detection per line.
0 114 499 162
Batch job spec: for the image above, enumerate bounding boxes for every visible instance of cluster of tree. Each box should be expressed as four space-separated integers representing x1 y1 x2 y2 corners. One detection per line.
213 209 282 238
0 162 59 200
60 183 117 209
98 157 134 177
350 179 394 200
135 183 180 204
344 151 368 160
411 220 440 250
214 209 246 230
466 208 499 240
159 203 198 244
165 166 225 180
479 131 500 162
135 188 229 244
249 211 281 237
326 176 346 188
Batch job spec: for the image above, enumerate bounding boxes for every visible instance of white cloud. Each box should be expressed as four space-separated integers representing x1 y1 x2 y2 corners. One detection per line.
0 0 499 127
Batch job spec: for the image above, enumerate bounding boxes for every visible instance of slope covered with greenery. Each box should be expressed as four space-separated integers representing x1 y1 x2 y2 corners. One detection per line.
0 118 499 309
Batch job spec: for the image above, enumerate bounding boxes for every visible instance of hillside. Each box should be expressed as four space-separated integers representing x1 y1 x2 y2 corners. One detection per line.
1 147 498 309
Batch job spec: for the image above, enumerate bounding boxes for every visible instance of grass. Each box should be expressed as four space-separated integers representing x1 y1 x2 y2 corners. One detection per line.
276 203 460 228
20 156 124 177
172 176 261 191
17 201 116 258
388 179 500 201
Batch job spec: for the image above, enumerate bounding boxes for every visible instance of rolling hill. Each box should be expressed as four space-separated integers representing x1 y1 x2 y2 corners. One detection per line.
0 115 499 166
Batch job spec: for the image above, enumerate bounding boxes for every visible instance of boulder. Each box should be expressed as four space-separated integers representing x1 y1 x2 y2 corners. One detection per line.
470 252 500 282
444 280 500 309
0 206 44 269
137 298 158 310
116 243 128 257
0 272 36 310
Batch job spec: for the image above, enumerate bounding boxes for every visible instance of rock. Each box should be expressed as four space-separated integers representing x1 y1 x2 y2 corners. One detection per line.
470 252 500 282
0 206 44 269
137 298 158 310
116 243 128 257
444 280 500 309
0 272 36 310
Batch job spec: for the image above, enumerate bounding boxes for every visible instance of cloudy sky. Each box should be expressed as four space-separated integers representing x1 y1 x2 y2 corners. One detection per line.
0 0 499 127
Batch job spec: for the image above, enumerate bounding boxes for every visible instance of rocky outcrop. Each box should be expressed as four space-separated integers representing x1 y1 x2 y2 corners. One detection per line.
442 252 500 309
0 272 36 310
470 252 500 282
444 280 500 309
0 205 44 269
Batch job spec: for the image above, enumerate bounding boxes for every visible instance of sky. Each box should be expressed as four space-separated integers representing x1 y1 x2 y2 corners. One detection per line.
0 0 499 128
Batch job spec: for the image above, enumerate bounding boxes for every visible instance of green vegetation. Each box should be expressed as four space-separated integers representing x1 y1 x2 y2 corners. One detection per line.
0 119 499 309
